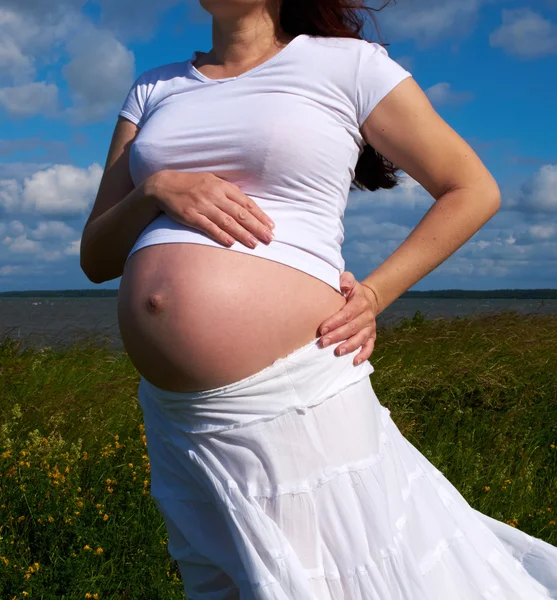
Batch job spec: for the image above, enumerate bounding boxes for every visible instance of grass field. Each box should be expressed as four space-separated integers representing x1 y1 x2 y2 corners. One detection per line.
1 310 556 599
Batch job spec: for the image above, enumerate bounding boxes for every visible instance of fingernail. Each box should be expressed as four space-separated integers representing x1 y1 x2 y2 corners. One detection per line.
321 327 329 335
337 347 346 356
322 337 330 347
268 220 276 229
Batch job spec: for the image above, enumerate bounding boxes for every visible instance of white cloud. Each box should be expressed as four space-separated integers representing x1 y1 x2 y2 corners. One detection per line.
528 224 556 240
380 0 489 46
94 0 189 40
0 5 136 122
518 165 557 212
3 234 41 254
62 25 136 124
490 9 557 59
9 220 25 235
425 82 475 107
0 179 21 211
0 217 82 267
0 163 103 216
0 162 52 180
0 264 31 276
0 6 78 86
30 221 76 240
64 240 80 256
0 82 59 118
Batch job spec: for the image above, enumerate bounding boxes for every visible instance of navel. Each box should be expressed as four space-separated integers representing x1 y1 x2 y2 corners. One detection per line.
146 292 166 314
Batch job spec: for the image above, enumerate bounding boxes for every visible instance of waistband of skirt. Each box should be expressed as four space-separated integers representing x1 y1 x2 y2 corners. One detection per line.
140 335 322 402
138 335 375 434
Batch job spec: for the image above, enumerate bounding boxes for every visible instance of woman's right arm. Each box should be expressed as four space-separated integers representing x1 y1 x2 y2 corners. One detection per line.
80 117 161 284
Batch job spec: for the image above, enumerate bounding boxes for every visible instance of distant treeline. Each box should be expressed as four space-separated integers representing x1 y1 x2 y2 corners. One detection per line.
1 288 557 299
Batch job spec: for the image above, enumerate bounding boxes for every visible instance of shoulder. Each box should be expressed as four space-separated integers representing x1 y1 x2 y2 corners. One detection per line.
134 60 186 87
303 35 386 62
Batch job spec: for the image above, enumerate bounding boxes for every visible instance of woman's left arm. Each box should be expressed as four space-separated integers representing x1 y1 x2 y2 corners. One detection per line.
319 76 501 364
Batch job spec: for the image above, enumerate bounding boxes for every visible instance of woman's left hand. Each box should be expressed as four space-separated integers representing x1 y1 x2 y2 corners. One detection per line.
318 271 379 366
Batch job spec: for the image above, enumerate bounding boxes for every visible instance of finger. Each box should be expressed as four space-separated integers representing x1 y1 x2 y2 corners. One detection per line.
319 294 370 335
225 185 276 233
193 213 237 247
320 315 374 349
340 271 356 296
220 191 274 244
210 205 272 249
332 327 374 357
352 336 376 366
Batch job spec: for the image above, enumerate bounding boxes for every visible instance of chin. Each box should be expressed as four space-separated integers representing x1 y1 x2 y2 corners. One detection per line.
199 0 269 19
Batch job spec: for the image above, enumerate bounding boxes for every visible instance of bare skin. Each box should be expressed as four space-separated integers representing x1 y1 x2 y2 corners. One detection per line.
118 244 346 392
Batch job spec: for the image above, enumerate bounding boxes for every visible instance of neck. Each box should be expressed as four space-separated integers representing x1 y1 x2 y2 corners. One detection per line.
208 3 290 66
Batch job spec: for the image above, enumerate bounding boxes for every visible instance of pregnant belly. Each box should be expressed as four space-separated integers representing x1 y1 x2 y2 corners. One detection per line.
117 243 347 392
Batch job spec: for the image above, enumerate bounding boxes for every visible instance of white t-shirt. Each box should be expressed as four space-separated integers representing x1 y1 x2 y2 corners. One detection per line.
119 34 412 293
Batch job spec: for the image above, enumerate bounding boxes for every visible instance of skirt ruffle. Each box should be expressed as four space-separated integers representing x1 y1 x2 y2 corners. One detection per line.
138 336 557 599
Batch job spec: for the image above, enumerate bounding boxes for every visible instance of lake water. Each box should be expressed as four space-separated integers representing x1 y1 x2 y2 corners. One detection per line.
1 296 556 352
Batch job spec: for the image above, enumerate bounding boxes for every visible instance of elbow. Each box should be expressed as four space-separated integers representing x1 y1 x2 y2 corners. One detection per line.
80 258 105 284
80 237 106 284
487 181 502 215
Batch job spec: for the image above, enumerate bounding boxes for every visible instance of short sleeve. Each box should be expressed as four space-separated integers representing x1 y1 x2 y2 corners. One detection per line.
119 73 148 127
355 41 412 127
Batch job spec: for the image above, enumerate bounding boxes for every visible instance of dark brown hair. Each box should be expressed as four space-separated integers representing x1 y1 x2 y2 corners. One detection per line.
279 0 400 193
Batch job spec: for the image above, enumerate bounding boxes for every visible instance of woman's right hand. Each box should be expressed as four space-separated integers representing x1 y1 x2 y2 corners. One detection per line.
146 169 275 249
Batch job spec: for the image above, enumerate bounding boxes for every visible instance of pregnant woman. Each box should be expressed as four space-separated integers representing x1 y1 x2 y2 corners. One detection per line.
81 0 557 598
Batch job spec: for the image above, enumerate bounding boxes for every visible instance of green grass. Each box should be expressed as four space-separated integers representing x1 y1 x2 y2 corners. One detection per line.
1 310 556 598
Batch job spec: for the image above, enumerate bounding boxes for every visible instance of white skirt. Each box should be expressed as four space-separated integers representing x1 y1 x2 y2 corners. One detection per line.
138 335 557 600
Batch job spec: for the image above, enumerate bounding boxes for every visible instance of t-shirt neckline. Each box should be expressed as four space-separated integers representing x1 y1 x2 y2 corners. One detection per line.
186 34 307 83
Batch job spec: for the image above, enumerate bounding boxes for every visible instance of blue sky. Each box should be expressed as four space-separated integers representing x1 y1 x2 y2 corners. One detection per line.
1 0 556 292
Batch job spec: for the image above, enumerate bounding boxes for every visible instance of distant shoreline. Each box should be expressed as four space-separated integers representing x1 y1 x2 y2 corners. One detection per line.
1 288 557 299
